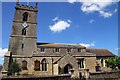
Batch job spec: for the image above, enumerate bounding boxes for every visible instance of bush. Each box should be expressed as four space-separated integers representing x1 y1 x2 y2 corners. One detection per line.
105 56 120 70
59 66 64 74
7 60 21 76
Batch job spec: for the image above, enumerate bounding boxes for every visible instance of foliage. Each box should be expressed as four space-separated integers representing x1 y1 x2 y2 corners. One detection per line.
59 66 64 74
116 56 120 69
105 56 120 70
7 59 21 76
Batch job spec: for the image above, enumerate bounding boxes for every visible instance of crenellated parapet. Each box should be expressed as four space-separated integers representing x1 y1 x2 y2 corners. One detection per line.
15 3 38 12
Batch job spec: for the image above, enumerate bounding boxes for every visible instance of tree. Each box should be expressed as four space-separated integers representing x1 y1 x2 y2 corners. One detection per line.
116 56 120 69
105 56 120 70
8 60 21 76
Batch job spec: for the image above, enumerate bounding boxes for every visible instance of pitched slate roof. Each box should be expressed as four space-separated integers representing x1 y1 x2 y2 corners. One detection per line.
33 52 96 57
86 48 114 57
37 43 85 48
36 43 114 57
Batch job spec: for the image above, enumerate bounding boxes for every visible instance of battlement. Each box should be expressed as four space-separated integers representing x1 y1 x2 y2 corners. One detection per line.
15 3 38 12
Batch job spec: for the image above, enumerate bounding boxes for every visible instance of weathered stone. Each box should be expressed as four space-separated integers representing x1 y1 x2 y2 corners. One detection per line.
2 2 114 79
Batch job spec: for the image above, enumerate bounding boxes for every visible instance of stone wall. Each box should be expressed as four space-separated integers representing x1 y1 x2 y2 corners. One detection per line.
89 71 120 79
85 57 96 72
2 71 120 80
2 74 72 80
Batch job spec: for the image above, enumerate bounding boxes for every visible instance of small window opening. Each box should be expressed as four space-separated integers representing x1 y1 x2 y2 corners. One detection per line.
22 28 26 35
22 44 24 49
23 12 28 21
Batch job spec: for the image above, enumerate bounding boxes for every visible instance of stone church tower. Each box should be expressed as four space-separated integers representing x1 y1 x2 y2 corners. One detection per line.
4 1 38 71
8 1 38 56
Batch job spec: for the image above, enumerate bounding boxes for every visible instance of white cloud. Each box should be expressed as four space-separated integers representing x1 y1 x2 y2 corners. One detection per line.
0 48 8 57
1 58 4 61
115 48 120 50
79 41 96 47
89 19 95 23
50 17 71 33
81 2 100 13
52 17 59 21
68 20 72 23
80 0 113 18
68 0 119 3
67 0 77 3
99 11 112 18
49 20 71 32
68 0 116 18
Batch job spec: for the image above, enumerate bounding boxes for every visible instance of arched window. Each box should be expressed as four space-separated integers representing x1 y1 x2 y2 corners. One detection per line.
22 60 27 70
23 12 28 21
34 60 40 71
22 28 26 35
101 58 104 67
41 58 48 71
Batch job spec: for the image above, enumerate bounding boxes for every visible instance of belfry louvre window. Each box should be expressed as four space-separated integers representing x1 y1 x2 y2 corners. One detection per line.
77 59 84 69
41 58 48 71
23 12 28 21
34 61 40 71
22 60 27 70
55 48 59 52
40 48 45 53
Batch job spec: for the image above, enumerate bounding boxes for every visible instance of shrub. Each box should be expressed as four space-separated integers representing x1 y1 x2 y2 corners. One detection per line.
7 59 21 76
105 56 120 70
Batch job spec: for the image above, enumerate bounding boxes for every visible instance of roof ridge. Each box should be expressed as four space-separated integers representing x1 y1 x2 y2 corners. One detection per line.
37 42 84 45
87 48 108 50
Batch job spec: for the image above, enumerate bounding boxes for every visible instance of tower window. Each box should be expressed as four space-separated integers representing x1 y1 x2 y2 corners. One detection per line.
23 12 28 21
22 28 26 35
22 44 24 49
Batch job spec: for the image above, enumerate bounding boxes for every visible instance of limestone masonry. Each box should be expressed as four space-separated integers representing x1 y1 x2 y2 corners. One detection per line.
3 1 114 78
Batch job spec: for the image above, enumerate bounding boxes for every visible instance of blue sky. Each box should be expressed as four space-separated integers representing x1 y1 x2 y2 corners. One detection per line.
0 1 119 64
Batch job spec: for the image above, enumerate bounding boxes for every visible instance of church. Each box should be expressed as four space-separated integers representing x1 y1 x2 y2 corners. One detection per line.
3 1 114 78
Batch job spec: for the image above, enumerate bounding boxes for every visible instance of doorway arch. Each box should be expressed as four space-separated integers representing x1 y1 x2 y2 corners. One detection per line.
64 64 73 74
